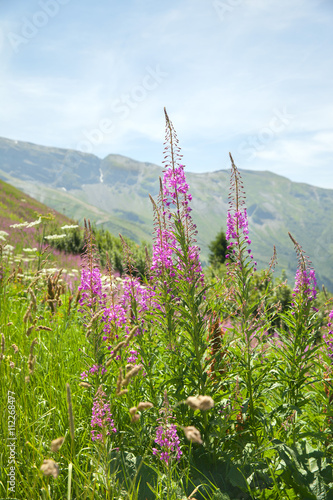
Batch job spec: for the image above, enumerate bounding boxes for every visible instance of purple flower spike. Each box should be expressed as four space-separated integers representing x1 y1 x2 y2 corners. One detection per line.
91 386 117 442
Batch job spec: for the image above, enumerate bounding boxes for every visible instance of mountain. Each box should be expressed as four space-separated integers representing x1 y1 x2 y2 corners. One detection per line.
0 136 332 290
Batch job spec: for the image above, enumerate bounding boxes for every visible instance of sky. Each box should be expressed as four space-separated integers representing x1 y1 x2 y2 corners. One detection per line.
0 0 333 188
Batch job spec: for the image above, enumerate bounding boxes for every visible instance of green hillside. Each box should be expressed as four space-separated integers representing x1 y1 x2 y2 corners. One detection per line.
0 177 73 231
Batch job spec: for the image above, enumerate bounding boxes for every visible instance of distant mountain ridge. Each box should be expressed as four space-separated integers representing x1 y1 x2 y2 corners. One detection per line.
0 136 332 290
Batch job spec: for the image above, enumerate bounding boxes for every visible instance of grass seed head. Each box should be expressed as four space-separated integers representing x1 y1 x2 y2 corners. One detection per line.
116 389 128 397
131 414 140 423
123 364 143 387
23 303 32 324
11 344 19 354
137 402 153 411
116 368 123 394
79 382 92 388
26 325 34 336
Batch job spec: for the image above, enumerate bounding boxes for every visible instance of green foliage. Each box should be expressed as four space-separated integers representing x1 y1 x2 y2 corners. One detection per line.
208 229 228 267
48 223 151 278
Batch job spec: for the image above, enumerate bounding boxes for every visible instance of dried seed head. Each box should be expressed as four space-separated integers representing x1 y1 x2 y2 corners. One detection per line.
106 341 126 367
137 402 153 411
115 368 123 394
185 395 214 411
123 364 143 387
29 338 38 355
36 326 52 331
131 413 140 423
28 354 36 374
197 395 214 411
1 333 5 353
26 325 34 337
28 288 37 311
51 437 65 452
11 344 19 354
185 396 200 410
79 382 92 388
116 389 128 397
10 361 15 369
23 302 33 324
129 407 137 415
183 426 203 444
40 459 59 478
25 375 30 384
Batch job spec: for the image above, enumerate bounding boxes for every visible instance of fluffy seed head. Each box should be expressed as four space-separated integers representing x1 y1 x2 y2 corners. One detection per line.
183 426 203 444
186 395 214 411
51 437 65 452
40 459 59 478
137 402 153 411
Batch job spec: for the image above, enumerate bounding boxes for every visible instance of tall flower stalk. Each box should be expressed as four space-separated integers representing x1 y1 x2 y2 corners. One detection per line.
221 154 276 448
275 234 320 417
149 109 209 400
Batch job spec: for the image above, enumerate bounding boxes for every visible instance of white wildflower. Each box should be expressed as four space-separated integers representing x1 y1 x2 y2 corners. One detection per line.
22 247 38 253
26 217 42 228
61 224 79 230
44 234 67 241
10 221 29 228
3 247 14 254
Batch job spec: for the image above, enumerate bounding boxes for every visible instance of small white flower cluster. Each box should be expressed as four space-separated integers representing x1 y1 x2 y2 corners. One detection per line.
44 234 67 241
0 231 8 241
22 247 38 253
61 224 79 230
3 244 14 254
10 217 42 229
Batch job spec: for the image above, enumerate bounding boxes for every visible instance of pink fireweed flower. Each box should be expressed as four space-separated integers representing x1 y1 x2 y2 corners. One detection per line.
152 423 182 466
152 390 182 466
127 349 138 364
226 209 249 241
150 111 204 285
151 164 204 283
91 386 117 442
293 268 317 302
289 233 317 305
225 155 255 277
79 267 106 309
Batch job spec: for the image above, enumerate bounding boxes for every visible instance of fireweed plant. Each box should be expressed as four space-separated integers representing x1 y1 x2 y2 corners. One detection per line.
148 110 210 403
3 111 333 499
271 234 323 435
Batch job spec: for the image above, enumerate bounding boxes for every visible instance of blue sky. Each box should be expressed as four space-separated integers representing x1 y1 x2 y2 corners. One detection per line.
1 0 333 188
